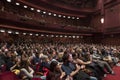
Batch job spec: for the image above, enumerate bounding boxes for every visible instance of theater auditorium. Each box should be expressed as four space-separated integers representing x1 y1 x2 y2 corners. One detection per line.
0 0 120 80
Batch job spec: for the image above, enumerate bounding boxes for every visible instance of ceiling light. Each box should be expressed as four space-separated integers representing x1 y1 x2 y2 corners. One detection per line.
72 17 75 19
77 17 79 19
41 34 44 36
53 14 57 16
43 11 46 14
16 3 20 5
63 16 66 18
51 35 54 37
68 16 71 19
77 36 79 38
23 33 26 35
48 13 52 15
69 36 72 38
8 31 12 34
46 35 48 37
60 35 63 37
58 15 62 17
65 35 67 38
24 5 27 8
37 10 41 12
36 34 39 36
0 30 5 32
31 8 34 10
30 33 33 35
101 18 104 24
73 36 75 38
15 32 19 34
7 0 11 2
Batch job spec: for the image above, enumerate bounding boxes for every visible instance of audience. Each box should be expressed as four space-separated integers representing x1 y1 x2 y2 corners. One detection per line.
0 42 120 80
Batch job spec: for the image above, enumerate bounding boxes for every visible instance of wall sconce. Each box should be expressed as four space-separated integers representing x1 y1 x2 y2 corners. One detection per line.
101 17 104 24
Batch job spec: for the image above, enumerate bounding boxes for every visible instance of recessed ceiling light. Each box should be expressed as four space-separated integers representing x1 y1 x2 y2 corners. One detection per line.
77 17 79 19
36 34 39 36
0 30 5 32
68 16 71 19
30 33 33 35
72 17 75 19
31 8 34 10
69 36 72 38
37 10 41 12
7 0 11 2
73 36 75 38
51 35 54 37
60 35 63 37
63 16 66 18
43 11 46 14
58 15 62 17
48 13 52 15
15 32 19 34
24 5 27 8
23 33 26 35
46 35 48 37
16 3 20 5
41 34 44 36
77 36 79 38
65 36 67 38
8 31 12 34
53 14 57 16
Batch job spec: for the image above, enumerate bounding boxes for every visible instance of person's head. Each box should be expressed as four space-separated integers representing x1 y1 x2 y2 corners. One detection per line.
50 61 60 72
62 52 73 63
72 53 78 59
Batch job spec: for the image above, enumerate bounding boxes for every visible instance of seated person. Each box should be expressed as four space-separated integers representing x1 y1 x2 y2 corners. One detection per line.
61 52 97 80
47 60 65 80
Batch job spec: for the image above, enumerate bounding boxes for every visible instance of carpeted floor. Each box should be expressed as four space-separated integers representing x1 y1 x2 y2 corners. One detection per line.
103 66 120 80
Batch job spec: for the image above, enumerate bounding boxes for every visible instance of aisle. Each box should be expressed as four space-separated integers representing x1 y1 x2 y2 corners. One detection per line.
103 66 120 80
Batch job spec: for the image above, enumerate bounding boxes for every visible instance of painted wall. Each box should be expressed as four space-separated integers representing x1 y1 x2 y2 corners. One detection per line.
104 4 120 29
